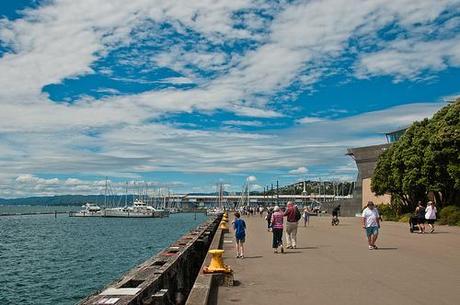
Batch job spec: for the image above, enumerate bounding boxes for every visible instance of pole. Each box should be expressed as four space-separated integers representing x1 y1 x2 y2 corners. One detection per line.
276 180 279 205
271 184 274 205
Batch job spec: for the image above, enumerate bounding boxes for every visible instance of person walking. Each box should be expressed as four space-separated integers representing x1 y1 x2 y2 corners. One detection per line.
284 201 301 249
303 206 310 226
362 201 380 250
425 201 437 233
232 212 246 258
271 206 284 253
415 201 425 234
266 207 274 231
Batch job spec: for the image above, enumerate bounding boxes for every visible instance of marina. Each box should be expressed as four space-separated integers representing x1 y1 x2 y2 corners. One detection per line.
1 2 459 305
69 200 169 218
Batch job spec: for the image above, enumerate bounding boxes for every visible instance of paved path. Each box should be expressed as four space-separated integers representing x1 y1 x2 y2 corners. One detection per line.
217 215 460 305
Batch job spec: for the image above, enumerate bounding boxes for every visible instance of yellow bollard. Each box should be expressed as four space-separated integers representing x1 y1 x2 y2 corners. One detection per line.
222 215 228 222
203 249 232 274
219 220 229 232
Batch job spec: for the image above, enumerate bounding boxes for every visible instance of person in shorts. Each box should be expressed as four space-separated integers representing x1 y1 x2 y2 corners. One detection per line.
425 201 437 233
232 212 246 258
362 201 380 250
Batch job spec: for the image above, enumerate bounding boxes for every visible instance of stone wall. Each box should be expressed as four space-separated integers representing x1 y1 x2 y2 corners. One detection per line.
78 216 221 305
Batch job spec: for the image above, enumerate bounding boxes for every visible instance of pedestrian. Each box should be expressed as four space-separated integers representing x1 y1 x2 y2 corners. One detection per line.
425 201 437 233
271 206 284 253
232 212 246 258
259 206 264 217
362 201 380 250
284 201 301 249
266 207 274 231
415 201 425 234
303 206 310 226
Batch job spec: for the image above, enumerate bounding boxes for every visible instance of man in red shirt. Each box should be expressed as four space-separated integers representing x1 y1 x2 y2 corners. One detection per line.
284 201 301 249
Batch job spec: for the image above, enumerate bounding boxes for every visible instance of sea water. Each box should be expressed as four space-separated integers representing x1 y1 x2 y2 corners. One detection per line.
0 207 207 305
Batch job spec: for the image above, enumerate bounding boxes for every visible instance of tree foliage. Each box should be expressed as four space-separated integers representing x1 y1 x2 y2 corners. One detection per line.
372 99 460 212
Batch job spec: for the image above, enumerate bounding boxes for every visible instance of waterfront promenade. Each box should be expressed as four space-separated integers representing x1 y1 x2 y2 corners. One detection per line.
218 216 460 305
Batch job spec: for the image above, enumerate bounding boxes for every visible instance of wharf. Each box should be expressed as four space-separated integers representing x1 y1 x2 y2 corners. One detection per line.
217 216 460 305
0 211 68 217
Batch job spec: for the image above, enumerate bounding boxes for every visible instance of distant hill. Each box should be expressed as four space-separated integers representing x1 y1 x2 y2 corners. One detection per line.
257 180 354 196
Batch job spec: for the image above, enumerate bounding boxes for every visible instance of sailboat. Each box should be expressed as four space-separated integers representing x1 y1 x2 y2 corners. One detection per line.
103 183 169 218
206 183 225 216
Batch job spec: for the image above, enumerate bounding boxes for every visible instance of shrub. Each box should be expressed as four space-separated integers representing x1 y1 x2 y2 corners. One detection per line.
398 213 412 223
439 206 460 226
377 204 399 221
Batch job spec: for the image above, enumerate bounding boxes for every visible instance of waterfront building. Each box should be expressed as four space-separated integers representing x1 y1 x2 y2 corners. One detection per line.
346 128 407 209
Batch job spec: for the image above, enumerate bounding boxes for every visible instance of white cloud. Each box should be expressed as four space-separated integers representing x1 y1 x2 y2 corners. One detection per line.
289 167 308 175
356 36 460 81
223 120 263 127
246 175 257 182
296 117 325 124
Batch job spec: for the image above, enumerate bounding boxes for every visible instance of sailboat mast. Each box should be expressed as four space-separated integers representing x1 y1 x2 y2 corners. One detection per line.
125 182 128 206
104 176 108 208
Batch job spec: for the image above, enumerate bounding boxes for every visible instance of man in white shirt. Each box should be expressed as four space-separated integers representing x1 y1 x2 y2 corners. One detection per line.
362 201 380 250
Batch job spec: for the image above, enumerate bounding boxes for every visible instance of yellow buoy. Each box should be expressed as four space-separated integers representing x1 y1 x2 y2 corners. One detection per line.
203 249 232 274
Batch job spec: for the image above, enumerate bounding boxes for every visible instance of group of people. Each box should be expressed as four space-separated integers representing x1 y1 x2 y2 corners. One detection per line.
232 200 439 256
233 201 302 256
414 201 438 233
359 200 438 250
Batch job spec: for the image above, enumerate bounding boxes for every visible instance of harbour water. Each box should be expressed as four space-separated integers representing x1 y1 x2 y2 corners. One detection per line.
0 206 207 305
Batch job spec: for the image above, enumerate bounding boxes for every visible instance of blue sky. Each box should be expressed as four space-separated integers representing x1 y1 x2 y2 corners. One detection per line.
0 0 459 197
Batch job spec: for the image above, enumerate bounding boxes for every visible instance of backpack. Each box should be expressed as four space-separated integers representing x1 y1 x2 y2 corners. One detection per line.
295 207 301 222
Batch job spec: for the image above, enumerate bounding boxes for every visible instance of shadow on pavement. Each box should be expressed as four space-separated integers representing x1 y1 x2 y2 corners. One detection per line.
242 255 263 259
295 246 319 250
375 247 398 250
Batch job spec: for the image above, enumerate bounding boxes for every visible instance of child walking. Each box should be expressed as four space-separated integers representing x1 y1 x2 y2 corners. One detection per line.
232 212 246 258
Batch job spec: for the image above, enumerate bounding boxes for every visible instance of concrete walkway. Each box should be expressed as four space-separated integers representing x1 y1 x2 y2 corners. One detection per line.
217 215 460 305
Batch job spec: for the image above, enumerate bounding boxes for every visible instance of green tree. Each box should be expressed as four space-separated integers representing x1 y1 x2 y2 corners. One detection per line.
423 99 460 206
372 99 460 212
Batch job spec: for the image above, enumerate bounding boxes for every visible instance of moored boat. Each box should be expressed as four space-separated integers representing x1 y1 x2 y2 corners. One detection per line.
103 199 169 218
70 203 103 217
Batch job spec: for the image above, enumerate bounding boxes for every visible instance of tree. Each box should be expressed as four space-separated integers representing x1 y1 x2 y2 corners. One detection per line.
423 99 460 206
372 99 460 212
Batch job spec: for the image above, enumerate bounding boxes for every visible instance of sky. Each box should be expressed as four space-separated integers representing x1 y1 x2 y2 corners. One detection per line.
0 0 459 198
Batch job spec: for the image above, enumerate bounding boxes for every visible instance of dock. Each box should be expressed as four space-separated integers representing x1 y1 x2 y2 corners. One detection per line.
0 211 68 217
216 216 460 305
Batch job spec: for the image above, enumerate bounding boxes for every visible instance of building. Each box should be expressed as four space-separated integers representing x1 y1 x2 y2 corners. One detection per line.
347 128 407 209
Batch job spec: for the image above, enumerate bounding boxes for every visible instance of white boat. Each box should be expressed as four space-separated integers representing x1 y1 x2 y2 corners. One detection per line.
167 207 179 214
103 199 169 218
70 203 103 217
206 207 224 216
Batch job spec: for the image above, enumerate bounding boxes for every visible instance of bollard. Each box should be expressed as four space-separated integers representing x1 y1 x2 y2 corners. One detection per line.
203 249 232 274
219 220 229 232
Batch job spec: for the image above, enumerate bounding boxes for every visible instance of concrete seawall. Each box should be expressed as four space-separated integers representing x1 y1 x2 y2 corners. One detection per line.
79 215 221 305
